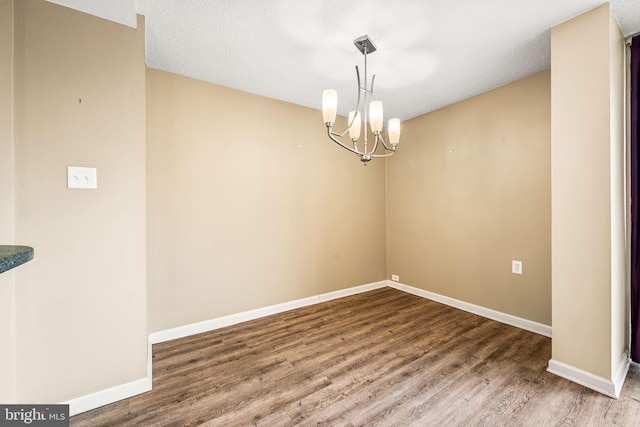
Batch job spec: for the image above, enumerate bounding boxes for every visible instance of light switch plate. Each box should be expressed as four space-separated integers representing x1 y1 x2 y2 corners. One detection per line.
67 166 97 189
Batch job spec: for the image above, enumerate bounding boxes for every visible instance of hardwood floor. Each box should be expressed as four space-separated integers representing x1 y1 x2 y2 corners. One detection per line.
71 287 640 426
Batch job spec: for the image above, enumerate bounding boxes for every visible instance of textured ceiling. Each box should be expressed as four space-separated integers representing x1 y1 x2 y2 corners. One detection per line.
136 0 640 121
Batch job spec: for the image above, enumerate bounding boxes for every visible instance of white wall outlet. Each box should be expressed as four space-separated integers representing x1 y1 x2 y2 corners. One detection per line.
512 260 522 275
67 166 97 189
391 274 400 281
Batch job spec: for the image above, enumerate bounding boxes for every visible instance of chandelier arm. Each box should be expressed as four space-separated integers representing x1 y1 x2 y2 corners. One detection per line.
327 126 364 156
368 133 380 155
341 66 361 138
377 133 393 151
330 127 351 138
366 74 377 154
368 151 396 159
354 66 362 116
367 133 399 156
331 66 363 138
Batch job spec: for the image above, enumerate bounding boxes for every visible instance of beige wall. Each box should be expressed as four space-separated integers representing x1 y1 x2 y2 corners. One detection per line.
609 6 627 380
386 70 551 325
0 0 16 403
550 3 625 381
146 69 387 333
12 0 147 403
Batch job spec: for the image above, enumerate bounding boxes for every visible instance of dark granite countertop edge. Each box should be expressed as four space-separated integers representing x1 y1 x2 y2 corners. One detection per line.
0 246 34 274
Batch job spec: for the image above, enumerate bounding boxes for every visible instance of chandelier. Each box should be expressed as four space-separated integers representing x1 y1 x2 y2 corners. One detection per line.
322 35 400 165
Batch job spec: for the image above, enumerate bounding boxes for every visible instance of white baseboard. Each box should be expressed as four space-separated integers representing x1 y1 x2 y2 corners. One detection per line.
547 354 630 399
388 281 552 337
66 339 153 416
393 280 633 397
66 375 151 416
68 279 556 416
149 281 388 344
613 354 631 397
66 281 388 416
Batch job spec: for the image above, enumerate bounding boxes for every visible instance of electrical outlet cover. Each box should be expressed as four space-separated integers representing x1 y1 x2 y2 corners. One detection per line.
512 260 522 275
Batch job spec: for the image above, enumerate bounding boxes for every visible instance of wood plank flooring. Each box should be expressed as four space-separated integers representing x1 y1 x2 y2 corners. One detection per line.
71 287 640 426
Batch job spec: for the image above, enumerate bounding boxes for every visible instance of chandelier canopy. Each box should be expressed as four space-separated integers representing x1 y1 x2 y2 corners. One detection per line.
322 35 400 165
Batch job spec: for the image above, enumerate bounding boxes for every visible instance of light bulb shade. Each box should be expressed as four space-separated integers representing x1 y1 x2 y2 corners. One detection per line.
348 111 361 140
322 90 337 124
388 118 400 145
370 101 383 133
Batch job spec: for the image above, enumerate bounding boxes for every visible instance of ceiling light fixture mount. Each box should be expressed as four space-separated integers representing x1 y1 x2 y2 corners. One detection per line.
322 35 400 165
